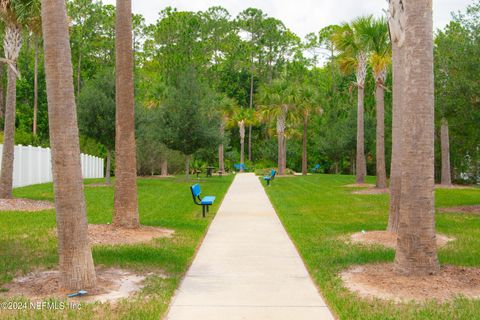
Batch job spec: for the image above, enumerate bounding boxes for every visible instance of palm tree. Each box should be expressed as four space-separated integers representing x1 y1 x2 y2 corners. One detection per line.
113 0 139 229
0 0 40 198
216 94 238 174
361 18 391 189
387 0 406 233
332 17 372 184
297 85 322 176
258 79 297 175
227 107 255 172
394 0 439 276
41 0 96 290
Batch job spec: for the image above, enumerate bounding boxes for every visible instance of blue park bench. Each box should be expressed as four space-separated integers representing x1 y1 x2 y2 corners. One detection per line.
234 163 248 172
263 169 276 186
311 164 321 173
190 184 216 218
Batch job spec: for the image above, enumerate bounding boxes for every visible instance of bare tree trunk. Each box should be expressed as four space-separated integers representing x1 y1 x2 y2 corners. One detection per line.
387 3 406 233
161 159 168 177
277 134 284 175
218 144 224 172
375 82 387 189
356 86 366 183
302 116 308 176
441 118 452 185
185 154 190 180
41 0 97 290
394 0 439 276
239 121 245 172
113 0 139 229
277 107 287 175
33 36 39 136
105 150 111 185
0 24 22 199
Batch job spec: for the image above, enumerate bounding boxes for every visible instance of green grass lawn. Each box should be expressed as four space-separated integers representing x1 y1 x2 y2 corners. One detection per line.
0 175 233 319
264 174 480 320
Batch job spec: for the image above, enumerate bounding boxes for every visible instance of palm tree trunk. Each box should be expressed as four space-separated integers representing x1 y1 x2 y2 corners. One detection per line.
0 23 22 199
375 82 387 189
0 63 4 119
33 36 39 136
356 85 366 183
394 0 439 276
113 0 139 229
440 118 452 185
387 16 405 233
239 121 245 172
302 116 308 176
161 159 168 177
277 134 284 175
105 150 111 185
248 52 254 162
41 0 97 290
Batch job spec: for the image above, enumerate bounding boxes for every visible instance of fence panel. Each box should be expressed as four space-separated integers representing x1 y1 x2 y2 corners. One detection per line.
0 144 104 188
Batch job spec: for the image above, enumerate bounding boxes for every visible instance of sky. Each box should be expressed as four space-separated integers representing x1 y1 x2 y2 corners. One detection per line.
103 0 474 37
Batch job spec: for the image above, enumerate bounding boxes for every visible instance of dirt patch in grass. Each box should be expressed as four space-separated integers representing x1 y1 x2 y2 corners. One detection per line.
435 184 476 190
88 224 174 246
0 269 146 304
85 183 112 187
350 231 454 249
341 264 480 303
352 188 390 195
343 183 376 188
0 199 54 212
440 205 480 215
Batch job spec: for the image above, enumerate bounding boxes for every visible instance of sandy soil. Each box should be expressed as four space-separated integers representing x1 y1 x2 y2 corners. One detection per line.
435 184 476 190
85 183 112 187
88 224 174 246
341 264 480 303
343 183 376 188
0 199 54 212
0 269 146 304
440 205 480 215
352 188 390 195
350 231 454 249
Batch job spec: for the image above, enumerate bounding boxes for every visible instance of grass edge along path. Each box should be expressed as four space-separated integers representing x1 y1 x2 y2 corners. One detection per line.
264 174 480 320
0 175 233 319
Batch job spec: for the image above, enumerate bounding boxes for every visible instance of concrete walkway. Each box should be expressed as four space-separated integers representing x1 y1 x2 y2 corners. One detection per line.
166 173 334 320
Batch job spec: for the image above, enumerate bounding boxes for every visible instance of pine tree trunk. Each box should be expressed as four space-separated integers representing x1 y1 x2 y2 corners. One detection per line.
0 24 22 199
113 0 139 229
41 0 97 290
302 116 308 176
356 86 366 183
33 36 39 136
375 83 387 189
388 9 405 233
394 0 439 276
105 150 111 185
161 159 168 177
440 118 452 186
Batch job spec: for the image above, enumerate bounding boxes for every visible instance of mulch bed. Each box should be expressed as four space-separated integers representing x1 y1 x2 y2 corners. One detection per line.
341 263 480 303
352 188 389 195
435 184 476 190
0 199 54 212
343 183 376 188
349 231 454 249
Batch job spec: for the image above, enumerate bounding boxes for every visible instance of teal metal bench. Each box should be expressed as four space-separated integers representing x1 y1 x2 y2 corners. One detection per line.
190 184 216 218
263 169 276 186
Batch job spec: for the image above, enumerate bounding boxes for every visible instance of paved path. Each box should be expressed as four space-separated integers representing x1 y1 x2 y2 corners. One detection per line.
166 173 334 320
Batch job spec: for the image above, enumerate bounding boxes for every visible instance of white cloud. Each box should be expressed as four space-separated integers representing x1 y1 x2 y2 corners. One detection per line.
103 0 473 37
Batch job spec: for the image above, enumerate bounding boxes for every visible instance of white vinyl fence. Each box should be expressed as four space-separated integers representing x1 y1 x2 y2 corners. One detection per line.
0 144 104 188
